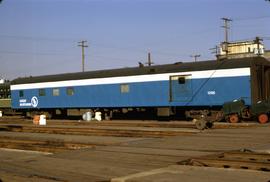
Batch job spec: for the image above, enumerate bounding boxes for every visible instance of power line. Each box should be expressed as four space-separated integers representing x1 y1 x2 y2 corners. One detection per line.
92 42 191 58
0 50 75 56
0 34 76 42
234 15 270 21
0 34 192 58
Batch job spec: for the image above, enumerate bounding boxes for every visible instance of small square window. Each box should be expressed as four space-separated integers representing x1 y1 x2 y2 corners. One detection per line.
178 77 186 84
53 88 60 96
19 90 24 97
39 89 46 96
67 87 74 96
121 84 129 93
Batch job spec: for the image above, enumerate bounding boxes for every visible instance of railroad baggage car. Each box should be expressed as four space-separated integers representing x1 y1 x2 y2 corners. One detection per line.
10 57 270 121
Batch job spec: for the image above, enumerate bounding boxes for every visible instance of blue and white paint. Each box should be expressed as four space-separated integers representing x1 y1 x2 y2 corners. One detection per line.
11 67 251 109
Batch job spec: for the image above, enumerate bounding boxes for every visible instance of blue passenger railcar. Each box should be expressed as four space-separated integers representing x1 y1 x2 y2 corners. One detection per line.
10 57 270 120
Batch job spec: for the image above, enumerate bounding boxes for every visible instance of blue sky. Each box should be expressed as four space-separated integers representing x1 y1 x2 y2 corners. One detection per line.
0 0 269 79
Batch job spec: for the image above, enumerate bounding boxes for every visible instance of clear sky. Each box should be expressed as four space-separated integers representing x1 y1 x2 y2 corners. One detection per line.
0 0 269 79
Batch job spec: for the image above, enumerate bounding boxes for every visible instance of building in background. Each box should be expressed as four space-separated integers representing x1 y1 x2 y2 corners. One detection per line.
217 37 269 60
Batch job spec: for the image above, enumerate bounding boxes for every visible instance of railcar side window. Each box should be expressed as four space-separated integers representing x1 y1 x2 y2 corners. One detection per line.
19 90 24 97
53 88 60 96
67 87 74 96
178 77 186 84
39 89 46 96
120 84 129 93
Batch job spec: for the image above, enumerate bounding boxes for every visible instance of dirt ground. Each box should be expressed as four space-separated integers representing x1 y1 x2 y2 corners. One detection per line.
0 119 270 182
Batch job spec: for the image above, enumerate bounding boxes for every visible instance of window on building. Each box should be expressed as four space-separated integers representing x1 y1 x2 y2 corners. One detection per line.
52 88 60 96
120 84 129 93
39 89 46 96
66 87 74 96
19 90 24 97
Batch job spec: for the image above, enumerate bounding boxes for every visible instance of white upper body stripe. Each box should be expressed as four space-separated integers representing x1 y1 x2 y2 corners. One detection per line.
11 67 250 90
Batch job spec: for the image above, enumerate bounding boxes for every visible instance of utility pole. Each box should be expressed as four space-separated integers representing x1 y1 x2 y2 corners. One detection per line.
221 17 232 43
221 18 232 57
78 40 88 72
210 45 219 60
190 54 201 62
210 46 219 55
146 52 154 66
254 36 263 56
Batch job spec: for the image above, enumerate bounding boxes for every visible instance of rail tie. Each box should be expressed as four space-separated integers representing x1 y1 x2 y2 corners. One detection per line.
178 150 270 172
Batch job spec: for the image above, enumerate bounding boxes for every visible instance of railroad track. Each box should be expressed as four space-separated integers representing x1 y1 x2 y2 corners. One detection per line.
0 117 195 128
0 124 198 138
179 149 270 172
49 121 263 129
0 122 199 153
0 136 95 153
0 116 263 130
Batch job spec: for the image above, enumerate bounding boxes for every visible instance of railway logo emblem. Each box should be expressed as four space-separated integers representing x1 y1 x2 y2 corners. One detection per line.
31 96 38 108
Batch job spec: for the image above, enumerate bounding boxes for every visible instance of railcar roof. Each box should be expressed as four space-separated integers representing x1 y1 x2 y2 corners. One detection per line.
11 57 270 85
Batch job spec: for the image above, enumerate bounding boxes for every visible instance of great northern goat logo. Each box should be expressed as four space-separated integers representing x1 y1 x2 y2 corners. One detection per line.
31 96 38 108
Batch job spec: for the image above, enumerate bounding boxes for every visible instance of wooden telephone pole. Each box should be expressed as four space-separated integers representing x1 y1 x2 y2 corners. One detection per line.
146 52 154 66
221 18 232 56
190 54 201 62
78 40 88 72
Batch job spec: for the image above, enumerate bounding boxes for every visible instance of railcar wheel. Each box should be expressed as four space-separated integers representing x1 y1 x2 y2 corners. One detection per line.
195 119 207 130
228 114 239 123
258 113 268 124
